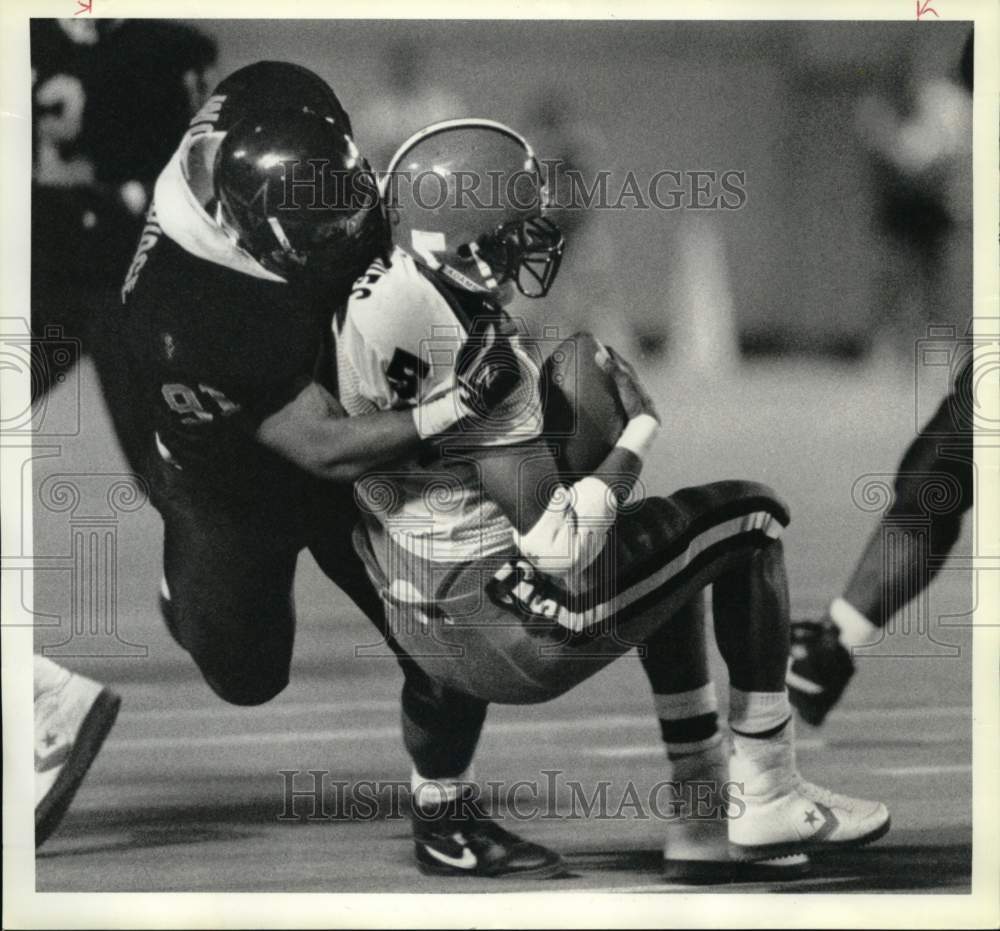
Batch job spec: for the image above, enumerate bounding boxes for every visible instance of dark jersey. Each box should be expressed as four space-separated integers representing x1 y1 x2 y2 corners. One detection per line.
31 19 216 285
122 217 332 493
31 19 216 187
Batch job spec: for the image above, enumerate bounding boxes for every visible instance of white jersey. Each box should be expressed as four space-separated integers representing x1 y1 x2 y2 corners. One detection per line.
336 247 544 564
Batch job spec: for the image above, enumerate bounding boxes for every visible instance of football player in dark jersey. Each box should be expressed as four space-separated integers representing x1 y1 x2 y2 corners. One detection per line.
786 31 975 725
112 63 561 880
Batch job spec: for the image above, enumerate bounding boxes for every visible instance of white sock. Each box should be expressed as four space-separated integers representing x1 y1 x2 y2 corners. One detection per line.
728 690 794 797
728 688 791 737
33 655 70 702
730 717 797 798
829 597 878 648
411 764 476 810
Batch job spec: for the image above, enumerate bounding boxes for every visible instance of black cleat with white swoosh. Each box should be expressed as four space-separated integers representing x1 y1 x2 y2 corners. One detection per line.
412 791 566 879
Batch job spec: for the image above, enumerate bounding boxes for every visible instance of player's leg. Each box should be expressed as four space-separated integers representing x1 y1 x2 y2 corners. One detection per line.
308 490 488 796
34 655 121 847
640 595 731 879
711 539 890 860
788 357 974 724
640 596 803 882
310 495 563 879
620 496 887 864
391 648 564 879
368 481 791 703
153 466 302 706
371 481 890 862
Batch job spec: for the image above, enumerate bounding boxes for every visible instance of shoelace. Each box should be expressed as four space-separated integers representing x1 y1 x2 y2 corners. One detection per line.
796 777 853 811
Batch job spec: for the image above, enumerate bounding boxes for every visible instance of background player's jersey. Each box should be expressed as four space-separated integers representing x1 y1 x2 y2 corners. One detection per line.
119 132 331 495
31 19 217 286
336 247 544 564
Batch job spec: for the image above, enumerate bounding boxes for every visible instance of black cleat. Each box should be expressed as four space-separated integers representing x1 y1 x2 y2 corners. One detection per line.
412 791 566 879
786 619 855 726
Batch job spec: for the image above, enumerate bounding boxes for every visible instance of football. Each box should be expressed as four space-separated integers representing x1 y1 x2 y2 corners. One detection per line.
541 331 627 473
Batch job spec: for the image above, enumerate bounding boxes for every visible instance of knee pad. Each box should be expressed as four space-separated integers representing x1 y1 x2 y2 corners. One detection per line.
655 481 790 533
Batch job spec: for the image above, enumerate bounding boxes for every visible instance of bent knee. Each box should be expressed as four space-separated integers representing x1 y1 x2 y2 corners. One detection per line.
703 480 790 528
188 640 292 706
644 481 790 544
201 667 289 706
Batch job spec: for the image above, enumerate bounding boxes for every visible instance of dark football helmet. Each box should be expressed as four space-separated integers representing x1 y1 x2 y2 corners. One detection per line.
198 60 352 136
180 61 353 210
213 109 386 284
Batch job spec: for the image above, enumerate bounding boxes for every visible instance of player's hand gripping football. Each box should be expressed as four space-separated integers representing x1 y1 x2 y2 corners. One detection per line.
595 344 661 425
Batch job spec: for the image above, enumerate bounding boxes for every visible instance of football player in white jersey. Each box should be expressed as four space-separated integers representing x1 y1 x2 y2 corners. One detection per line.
335 119 891 881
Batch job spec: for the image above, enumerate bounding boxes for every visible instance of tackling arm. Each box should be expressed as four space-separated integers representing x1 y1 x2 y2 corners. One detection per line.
255 379 422 482
254 361 499 482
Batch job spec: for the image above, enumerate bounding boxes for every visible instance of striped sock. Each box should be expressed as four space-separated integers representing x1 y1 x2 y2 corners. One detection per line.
654 683 722 759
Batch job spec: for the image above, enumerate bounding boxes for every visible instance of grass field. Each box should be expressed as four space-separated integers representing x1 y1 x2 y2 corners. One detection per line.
30 356 973 893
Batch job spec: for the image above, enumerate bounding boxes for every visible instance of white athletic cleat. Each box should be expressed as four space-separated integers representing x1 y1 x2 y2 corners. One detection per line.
34 659 120 847
727 722 890 861
662 739 809 883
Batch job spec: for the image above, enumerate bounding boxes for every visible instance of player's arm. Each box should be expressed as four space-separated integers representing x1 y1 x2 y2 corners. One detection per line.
254 379 422 482
475 347 660 574
254 332 511 482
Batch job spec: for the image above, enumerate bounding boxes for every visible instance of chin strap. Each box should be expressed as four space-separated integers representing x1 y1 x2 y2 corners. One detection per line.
467 242 499 290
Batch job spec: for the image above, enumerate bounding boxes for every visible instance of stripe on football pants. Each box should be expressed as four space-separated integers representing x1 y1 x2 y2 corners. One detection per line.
553 510 782 633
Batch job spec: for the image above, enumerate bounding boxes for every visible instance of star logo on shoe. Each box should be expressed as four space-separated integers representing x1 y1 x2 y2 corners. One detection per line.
799 801 839 840
35 736 70 773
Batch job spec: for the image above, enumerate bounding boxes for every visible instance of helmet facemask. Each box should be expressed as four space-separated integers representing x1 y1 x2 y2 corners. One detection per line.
473 215 564 299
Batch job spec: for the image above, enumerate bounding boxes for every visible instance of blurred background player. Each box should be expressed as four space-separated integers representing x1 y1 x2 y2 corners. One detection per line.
30 17 215 847
854 29 973 363
786 31 975 725
30 18 217 401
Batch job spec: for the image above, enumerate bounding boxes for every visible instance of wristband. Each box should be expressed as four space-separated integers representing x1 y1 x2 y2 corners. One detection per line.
412 387 472 439
615 414 659 461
